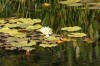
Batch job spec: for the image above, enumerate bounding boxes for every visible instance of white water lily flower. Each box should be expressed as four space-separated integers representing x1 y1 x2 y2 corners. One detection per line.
40 26 52 37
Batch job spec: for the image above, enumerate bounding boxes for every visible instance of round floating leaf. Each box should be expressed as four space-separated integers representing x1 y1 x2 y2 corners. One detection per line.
22 47 35 51
68 33 87 37
39 43 58 48
32 24 42 29
59 1 75 5
88 6 100 9
87 3 100 6
0 19 6 24
9 19 17 23
4 24 19 28
33 19 41 24
11 33 26 38
45 36 60 41
61 26 81 31
28 40 37 45
17 22 33 28
0 27 11 33
67 0 80 2
11 40 36 48
5 47 17 50
26 24 42 30
68 3 83 6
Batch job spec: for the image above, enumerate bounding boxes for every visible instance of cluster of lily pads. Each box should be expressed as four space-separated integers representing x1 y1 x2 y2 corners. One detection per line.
61 26 87 37
59 0 100 9
0 18 61 52
0 18 94 53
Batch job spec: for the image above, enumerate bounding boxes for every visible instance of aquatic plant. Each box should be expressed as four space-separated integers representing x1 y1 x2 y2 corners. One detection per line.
39 43 58 48
67 33 87 37
61 26 81 31
40 26 52 37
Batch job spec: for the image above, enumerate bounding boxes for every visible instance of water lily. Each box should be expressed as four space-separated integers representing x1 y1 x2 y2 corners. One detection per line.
40 26 52 37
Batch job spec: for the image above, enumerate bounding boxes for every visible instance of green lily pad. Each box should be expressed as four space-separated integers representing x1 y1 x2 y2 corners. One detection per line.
26 24 42 30
22 47 35 51
45 36 60 41
11 33 26 38
59 1 75 5
17 22 33 28
7 37 29 42
11 40 36 48
5 47 17 50
0 27 11 33
4 24 19 28
32 19 41 24
39 43 58 48
68 3 83 6
0 19 6 24
9 19 17 23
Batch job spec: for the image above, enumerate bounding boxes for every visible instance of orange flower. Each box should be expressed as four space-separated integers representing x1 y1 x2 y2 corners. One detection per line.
41 3 51 7
57 40 64 43
61 37 72 41
83 38 94 43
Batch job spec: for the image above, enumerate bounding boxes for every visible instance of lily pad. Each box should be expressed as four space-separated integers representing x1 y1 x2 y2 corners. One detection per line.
45 36 60 41
59 1 75 5
26 24 42 30
39 43 58 48
4 24 19 28
11 40 36 48
22 47 35 51
67 33 87 37
68 3 83 6
61 26 81 31
0 19 6 24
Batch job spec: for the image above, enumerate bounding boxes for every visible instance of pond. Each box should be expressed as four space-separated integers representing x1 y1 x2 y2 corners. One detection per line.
0 0 100 66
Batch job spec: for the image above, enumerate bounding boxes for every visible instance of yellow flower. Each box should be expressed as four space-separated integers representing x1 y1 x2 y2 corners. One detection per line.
61 26 81 31
68 33 87 37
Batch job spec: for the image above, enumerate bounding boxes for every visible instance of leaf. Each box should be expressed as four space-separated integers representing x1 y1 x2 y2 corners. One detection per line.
4 24 19 28
11 40 36 47
68 33 87 37
68 3 83 6
0 19 6 24
39 43 58 48
22 47 35 51
0 27 11 33
26 24 42 30
33 19 41 24
61 26 81 31
45 36 60 41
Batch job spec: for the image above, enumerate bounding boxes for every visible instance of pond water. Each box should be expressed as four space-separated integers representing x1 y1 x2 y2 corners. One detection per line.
0 0 100 66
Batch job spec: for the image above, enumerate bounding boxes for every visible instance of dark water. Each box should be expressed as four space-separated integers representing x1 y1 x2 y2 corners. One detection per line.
0 44 100 66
